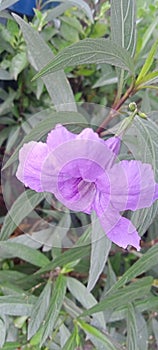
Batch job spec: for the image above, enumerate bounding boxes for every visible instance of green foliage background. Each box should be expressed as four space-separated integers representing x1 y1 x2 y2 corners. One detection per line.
0 0 158 349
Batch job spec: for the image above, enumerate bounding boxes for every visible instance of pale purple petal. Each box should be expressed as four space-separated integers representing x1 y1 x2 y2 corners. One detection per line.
105 160 156 211
76 159 104 182
47 124 76 150
77 128 105 143
16 141 49 191
105 136 121 155
93 174 111 216
98 207 140 250
57 176 96 212
105 216 140 250
41 152 97 212
58 173 96 213
153 183 158 201
40 137 115 196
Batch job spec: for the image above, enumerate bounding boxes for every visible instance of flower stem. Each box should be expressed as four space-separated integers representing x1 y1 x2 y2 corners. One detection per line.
96 82 134 135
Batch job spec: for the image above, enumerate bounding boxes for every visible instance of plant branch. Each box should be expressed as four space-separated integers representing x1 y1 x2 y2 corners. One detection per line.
96 82 135 135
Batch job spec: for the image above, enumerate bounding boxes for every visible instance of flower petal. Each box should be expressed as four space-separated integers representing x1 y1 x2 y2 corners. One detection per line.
153 183 158 201
105 216 140 250
47 124 76 150
106 160 156 211
16 141 49 191
105 136 121 155
77 128 105 143
98 207 140 250
41 137 115 196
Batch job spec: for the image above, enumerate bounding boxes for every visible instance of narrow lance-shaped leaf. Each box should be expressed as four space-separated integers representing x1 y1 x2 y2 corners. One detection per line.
0 241 49 267
0 295 34 316
136 40 158 85
77 319 122 350
0 0 18 11
40 274 67 346
87 213 111 292
136 17 158 56
136 70 158 88
67 277 105 327
13 14 76 111
46 0 93 22
152 318 158 346
124 116 158 237
62 329 78 350
0 190 45 240
126 303 138 350
0 318 6 348
111 0 136 57
36 244 90 275
135 312 148 350
109 244 158 291
28 280 52 339
32 38 135 80
80 277 153 317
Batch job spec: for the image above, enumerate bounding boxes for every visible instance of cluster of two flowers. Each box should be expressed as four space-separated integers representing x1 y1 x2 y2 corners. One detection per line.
16 124 158 250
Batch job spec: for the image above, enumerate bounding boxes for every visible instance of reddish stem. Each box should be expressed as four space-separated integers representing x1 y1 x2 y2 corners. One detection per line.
96 84 134 135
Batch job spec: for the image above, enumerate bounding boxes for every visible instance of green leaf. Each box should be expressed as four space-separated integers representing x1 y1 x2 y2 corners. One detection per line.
136 84 158 90
3 111 87 170
135 313 148 350
43 212 71 252
46 3 69 21
59 0 93 22
136 17 158 56
10 51 27 80
136 40 158 85
0 241 49 267
77 320 120 350
0 0 18 11
152 318 158 346
0 270 25 284
100 294 158 323
36 244 90 275
28 280 52 339
62 329 77 350
0 342 21 350
60 20 80 42
0 91 16 116
126 303 138 350
0 127 12 147
67 277 105 327
110 244 158 290
32 38 135 80
46 0 93 22
64 296 82 319
135 70 158 87
0 318 6 348
40 274 67 346
13 14 76 111
5 125 20 152
0 190 45 240
111 0 136 57
87 213 111 292
123 116 158 236
0 68 11 80
59 323 71 348
93 75 118 88
80 277 153 317
0 295 34 316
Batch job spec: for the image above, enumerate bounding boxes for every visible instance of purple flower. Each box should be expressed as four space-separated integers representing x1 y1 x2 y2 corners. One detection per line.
16 124 158 250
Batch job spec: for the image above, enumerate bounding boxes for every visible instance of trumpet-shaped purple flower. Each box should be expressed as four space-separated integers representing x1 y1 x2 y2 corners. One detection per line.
16 124 158 250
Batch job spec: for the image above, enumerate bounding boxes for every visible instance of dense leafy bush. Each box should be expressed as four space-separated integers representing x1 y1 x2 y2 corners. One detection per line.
0 0 158 349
